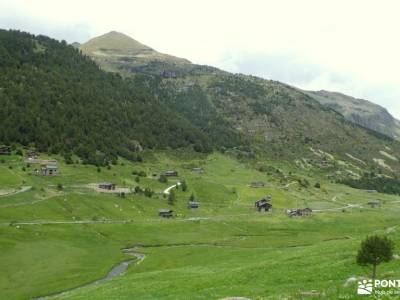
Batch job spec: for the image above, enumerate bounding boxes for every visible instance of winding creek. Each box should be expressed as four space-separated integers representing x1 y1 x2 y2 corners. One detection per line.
32 247 145 300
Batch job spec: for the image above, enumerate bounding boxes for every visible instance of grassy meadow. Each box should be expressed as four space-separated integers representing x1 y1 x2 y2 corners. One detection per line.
0 151 399 299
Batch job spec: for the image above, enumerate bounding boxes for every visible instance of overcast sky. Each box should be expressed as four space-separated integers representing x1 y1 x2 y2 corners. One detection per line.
1 0 400 118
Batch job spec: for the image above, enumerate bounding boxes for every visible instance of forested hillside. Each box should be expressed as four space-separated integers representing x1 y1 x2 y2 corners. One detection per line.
130 72 400 174
0 30 217 165
2 29 400 176
76 30 400 174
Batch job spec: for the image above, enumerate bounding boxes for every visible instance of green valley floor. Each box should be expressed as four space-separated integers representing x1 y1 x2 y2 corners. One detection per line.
0 151 399 299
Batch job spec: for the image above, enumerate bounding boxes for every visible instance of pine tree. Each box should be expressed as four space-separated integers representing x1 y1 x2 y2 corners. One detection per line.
357 235 394 280
181 180 187 192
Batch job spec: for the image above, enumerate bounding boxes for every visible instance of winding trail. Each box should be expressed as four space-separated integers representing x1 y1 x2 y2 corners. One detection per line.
32 247 145 300
313 195 363 212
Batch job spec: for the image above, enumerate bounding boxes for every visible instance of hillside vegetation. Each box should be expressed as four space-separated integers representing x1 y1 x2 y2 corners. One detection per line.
2 28 400 180
78 31 400 175
0 30 216 165
132 71 400 177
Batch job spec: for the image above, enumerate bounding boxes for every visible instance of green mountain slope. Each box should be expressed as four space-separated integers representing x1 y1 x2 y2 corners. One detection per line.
3 29 400 176
306 90 400 140
155 74 400 174
83 31 400 174
0 29 214 164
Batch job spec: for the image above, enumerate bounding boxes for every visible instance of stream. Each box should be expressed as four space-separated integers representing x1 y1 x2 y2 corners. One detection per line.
32 247 145 300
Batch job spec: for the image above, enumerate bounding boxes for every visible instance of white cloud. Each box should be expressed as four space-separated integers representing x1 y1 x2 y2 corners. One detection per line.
1 0 399 117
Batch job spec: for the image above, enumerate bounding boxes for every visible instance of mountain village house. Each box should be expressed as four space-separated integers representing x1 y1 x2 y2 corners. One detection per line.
187 201 200 209
255 195 272 212
192 167 204 173
165 170 178 177
287 208 312 217
38 164 58 176
250 181 265 188
27 150 39 160
0 146 11 155
98 183 116 190
159 208 173 218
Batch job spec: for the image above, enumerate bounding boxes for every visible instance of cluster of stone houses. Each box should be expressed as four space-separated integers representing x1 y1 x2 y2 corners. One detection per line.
24 150 61 176
252 194 315 217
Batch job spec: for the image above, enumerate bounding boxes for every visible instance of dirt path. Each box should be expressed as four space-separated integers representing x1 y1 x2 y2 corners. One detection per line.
163 181 181 194
0 192 61 209
280 181 297 189
32 247 145 300
312 194 363 212
87 183 132 194
313 203 362 212
0 186 31 198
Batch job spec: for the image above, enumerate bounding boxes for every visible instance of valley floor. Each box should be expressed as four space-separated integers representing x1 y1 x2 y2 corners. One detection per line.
0 151 399 300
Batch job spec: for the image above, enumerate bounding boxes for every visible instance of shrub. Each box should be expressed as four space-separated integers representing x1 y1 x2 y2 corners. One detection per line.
144 188 153 198
159 174 168 183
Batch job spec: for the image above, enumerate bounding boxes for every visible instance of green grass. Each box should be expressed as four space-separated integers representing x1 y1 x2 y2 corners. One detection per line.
1 151 400 299
0 164 24 188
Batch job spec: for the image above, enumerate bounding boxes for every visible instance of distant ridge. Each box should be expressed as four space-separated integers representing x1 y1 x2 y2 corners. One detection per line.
306 90 400 140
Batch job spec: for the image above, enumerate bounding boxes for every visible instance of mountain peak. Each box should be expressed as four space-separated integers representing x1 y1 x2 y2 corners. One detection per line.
80 31 153 56
79 31 191 75
101 30 145 43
